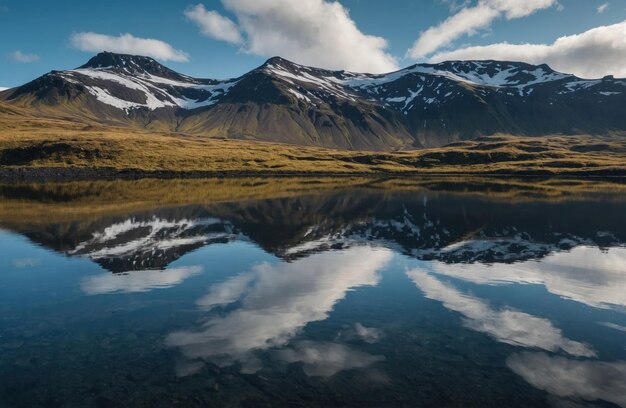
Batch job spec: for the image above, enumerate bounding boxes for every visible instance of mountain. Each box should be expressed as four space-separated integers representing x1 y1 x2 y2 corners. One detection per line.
2 52 626 150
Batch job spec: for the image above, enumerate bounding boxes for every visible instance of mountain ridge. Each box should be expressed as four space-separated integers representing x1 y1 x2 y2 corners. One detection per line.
1 52 625 150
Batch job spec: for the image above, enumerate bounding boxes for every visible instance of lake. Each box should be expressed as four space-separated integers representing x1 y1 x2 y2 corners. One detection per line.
0 177 625 407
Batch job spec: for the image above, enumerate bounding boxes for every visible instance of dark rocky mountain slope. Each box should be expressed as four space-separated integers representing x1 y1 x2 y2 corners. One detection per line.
2 52 625 150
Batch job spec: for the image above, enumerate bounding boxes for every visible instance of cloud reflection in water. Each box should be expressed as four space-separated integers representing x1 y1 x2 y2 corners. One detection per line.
424 246 626 309
81 265 203 294
166 246 393 374
408 265 626 406
507 352 626 408
276 341 385 377
407 268 595 357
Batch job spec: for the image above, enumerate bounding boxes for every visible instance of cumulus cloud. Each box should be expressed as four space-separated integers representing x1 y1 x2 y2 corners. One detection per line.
185 1 398 73
81 266 203 295
407 268 595 357
597 2 610 13
70 32 189 62
408 0 558 58
429 20 626 78
9 50 40 63
166 247 393 373
507 352 626 407
184 4 243 44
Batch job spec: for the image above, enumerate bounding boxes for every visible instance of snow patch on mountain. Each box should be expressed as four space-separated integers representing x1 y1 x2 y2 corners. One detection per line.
265 64 357 101
84 86 148 111
62 67 237 112
345 64 571 90
287 88 312 103
32 54 625 120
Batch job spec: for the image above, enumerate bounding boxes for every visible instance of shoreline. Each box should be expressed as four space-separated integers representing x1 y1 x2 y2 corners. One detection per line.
2 166 626 183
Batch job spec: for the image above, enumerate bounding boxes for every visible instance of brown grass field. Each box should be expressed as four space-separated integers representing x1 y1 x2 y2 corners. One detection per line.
1 100 626 177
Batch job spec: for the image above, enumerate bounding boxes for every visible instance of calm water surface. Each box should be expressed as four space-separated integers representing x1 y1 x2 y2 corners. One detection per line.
0 178 625 407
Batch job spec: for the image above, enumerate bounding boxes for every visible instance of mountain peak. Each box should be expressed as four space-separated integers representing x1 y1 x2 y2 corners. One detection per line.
260 56 312 72
264 56 291 65
79 52 157 69
78 52 185 80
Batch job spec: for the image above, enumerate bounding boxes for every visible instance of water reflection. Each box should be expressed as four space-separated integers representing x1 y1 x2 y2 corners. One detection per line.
407 269 595 356
422 246 626 308
507 352 626 408
81 265 203 295
276 341 385 377
165 247 392 374
12 257 41 268
70 216 237 272
1 178 626 407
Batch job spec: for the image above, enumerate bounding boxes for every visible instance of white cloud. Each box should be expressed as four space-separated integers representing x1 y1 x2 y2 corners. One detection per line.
507 352 626 407
184 4 243 44
186 1 398 73
70 32 189 62
81 266 203 295
0 87 8 91
597 2 610 13
439 0 474 13
429 20 626 78
277 341 384 377
489 0 558 19
407 268 595 357
166 247 393 373
408 5 499 59
408 0 558 58
9 50 40 63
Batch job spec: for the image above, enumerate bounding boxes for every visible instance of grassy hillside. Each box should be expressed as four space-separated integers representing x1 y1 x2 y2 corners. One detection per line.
1 101 626 177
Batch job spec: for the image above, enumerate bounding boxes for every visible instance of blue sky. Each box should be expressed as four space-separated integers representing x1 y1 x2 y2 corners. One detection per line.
1 0 626 88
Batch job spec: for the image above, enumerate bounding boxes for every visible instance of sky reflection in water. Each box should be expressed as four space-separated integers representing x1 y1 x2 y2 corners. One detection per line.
0 179 625 407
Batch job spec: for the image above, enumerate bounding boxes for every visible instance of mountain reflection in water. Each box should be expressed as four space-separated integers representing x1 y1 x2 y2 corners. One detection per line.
0 177 625 408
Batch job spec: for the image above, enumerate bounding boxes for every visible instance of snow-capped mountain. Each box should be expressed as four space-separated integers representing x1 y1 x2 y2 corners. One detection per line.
5 53 237 112
2 52 626 150
63 53 237 111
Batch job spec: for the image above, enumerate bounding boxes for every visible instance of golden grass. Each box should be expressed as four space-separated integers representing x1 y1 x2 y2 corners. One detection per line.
1 102 626 175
